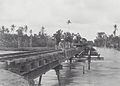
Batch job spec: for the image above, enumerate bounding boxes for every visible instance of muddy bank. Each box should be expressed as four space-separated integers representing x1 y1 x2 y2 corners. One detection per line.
0 69 30 86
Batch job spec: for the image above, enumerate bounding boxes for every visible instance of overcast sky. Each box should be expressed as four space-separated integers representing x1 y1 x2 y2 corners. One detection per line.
1 0 120 40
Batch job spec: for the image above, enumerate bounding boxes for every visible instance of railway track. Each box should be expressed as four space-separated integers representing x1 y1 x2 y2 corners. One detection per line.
0 49 62 61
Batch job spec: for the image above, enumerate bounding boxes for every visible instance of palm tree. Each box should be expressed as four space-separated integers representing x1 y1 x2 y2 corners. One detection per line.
95 32 106 47
29 29 32 35
64 32 69 47
53 29 63 49
5 28 9 33
24 25 28 33
11 24 16 33
41 26 45 35
16 27 24 48
103 34 107 47
1 26 5 34
113 24 118 36
76 33 81 43
16 27 24 35
29 29 32 47
10 24 17 47
67 20 71 24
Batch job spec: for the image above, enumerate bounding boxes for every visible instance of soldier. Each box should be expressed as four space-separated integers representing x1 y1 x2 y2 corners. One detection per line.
58 39 64 49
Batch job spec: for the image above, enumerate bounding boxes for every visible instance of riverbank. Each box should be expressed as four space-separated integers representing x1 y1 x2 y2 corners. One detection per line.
94 46 120 52
0 69 30 86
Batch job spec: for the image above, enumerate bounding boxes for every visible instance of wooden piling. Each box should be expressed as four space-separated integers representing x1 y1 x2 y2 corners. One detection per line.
55 69 61 86
69 57 72 64
83 65 85 74
38 75 42 86
88 50 91 70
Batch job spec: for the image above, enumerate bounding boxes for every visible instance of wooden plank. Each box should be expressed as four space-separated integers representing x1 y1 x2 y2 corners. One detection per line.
22 60 60 79
91 57 104 60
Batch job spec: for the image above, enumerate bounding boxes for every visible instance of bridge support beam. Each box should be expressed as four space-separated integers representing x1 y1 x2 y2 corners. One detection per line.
38 75 42 86
83 65 85 74
69 57 73 64
54 65 63 86
88 52 91 70
77 58 86 74
69 57 73 69
55 69 61 86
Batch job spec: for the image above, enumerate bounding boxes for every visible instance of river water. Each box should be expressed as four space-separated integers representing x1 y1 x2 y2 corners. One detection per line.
34 47 120 86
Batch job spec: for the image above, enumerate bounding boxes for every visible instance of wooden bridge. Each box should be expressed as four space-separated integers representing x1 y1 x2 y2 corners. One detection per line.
0 46 103 86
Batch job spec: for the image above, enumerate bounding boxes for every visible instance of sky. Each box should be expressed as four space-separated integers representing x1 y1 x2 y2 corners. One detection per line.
1 0 120 40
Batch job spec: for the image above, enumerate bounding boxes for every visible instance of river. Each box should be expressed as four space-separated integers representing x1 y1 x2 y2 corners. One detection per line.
34 47 120 86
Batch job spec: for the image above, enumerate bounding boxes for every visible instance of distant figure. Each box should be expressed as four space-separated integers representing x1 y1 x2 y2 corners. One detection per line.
59 39 64 49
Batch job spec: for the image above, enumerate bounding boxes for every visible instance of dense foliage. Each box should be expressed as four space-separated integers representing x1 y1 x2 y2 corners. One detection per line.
94 32 120 48
0 25 89 48
0 25 55 48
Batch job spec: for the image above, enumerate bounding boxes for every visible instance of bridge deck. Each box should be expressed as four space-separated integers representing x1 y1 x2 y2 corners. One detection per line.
0 47 103 81
0 48 84 79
